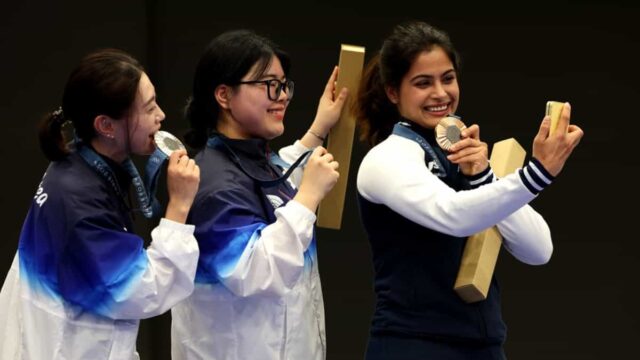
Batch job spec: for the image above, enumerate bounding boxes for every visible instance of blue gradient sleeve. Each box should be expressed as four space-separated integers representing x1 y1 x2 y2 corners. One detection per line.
191 184 271 284
56 216 148 316
195 222 266 284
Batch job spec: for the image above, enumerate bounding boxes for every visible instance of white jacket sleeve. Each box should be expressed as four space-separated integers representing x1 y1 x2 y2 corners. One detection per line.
58 216 199 320
277 140 311 188
222 200 316 297
108 218 199 319
466 160 553 265
193 180 317 298
358 135 553 263
0 253 21 359
496 206 553 265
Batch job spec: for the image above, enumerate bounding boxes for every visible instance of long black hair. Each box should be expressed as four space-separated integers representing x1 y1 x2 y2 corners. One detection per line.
183 29 290 149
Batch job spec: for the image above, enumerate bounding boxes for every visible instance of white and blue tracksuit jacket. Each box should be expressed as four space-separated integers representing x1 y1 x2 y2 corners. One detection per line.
171 137 325 360
0 152 199 360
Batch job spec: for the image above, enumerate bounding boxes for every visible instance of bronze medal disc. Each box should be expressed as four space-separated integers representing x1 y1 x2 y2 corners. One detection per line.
435 116 467 151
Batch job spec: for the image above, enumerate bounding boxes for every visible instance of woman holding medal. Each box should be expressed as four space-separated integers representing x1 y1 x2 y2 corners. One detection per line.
0 49 200 359
170 30 346 360
355 21 583 359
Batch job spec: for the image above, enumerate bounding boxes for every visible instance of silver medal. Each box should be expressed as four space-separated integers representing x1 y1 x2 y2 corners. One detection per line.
154 131 186 157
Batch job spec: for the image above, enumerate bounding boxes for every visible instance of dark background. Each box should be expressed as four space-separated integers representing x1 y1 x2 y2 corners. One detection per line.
1 1 638 359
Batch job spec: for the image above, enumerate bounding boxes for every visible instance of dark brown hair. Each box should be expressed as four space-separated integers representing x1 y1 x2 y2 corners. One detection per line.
355 21 460 146
38 48 144 160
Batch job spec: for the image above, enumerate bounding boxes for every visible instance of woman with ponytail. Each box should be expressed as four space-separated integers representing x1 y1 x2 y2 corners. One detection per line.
170 29 347 360
355 21 583 359
0 48 201 359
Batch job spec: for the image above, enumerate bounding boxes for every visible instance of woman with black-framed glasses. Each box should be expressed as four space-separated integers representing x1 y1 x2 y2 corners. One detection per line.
171 29 347 360
234 78 295 101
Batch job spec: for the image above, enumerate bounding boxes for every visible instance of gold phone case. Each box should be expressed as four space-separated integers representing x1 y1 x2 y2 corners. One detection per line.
546 101 564 135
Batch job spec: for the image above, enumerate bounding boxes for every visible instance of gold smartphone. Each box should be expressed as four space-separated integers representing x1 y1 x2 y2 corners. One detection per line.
546 101 564 135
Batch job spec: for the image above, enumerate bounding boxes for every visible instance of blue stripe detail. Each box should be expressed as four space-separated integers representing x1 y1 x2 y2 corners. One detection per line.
530 158 554 183
304 236 317 270
518 159 554 195
466 166 494 188
525 165 545 189
195 222 266 284
519 167 538 194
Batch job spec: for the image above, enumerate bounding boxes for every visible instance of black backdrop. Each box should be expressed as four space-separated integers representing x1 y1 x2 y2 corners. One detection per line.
1 1 639 359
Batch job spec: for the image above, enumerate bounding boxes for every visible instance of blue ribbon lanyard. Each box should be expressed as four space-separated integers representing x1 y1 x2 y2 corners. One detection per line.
392 122 447 178
143 147 170 216
77 145 166 218
206 135 310 188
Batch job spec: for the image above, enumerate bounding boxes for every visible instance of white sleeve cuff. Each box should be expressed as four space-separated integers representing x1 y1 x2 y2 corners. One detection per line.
274 200 317 250
159 218 195 234
278 140 311 165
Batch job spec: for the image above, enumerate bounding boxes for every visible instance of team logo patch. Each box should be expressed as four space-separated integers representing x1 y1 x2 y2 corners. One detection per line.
266 194 284 209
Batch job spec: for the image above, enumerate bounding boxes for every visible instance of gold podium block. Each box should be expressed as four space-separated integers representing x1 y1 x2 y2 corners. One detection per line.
317 44 365 230
454 138 526 303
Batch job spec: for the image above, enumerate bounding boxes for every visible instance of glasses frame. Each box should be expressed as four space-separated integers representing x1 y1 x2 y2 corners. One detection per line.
235 78 294 101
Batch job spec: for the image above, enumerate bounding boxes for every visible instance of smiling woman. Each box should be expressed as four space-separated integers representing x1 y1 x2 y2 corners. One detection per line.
90 72 165 162
0 48 201 360
170 29 347 360
354 21 584 360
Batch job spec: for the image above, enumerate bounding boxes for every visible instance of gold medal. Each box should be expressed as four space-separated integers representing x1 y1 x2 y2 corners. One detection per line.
154 130 186 157
435 116 467 151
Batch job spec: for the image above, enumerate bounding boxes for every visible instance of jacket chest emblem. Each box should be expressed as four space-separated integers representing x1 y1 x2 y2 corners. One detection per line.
266 194 285 209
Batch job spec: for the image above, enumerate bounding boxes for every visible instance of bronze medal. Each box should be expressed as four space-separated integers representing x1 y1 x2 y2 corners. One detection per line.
435 116 467 151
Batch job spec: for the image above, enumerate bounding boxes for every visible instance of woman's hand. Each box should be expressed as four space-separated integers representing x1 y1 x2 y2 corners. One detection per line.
165 149 200 223
532 102 583 176
447 124 489 176
294 146 339 212
301 66 348 148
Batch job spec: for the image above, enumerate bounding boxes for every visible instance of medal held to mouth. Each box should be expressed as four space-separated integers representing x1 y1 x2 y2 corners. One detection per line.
154 130 186 157
143 130 187 217
435 115 467 151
